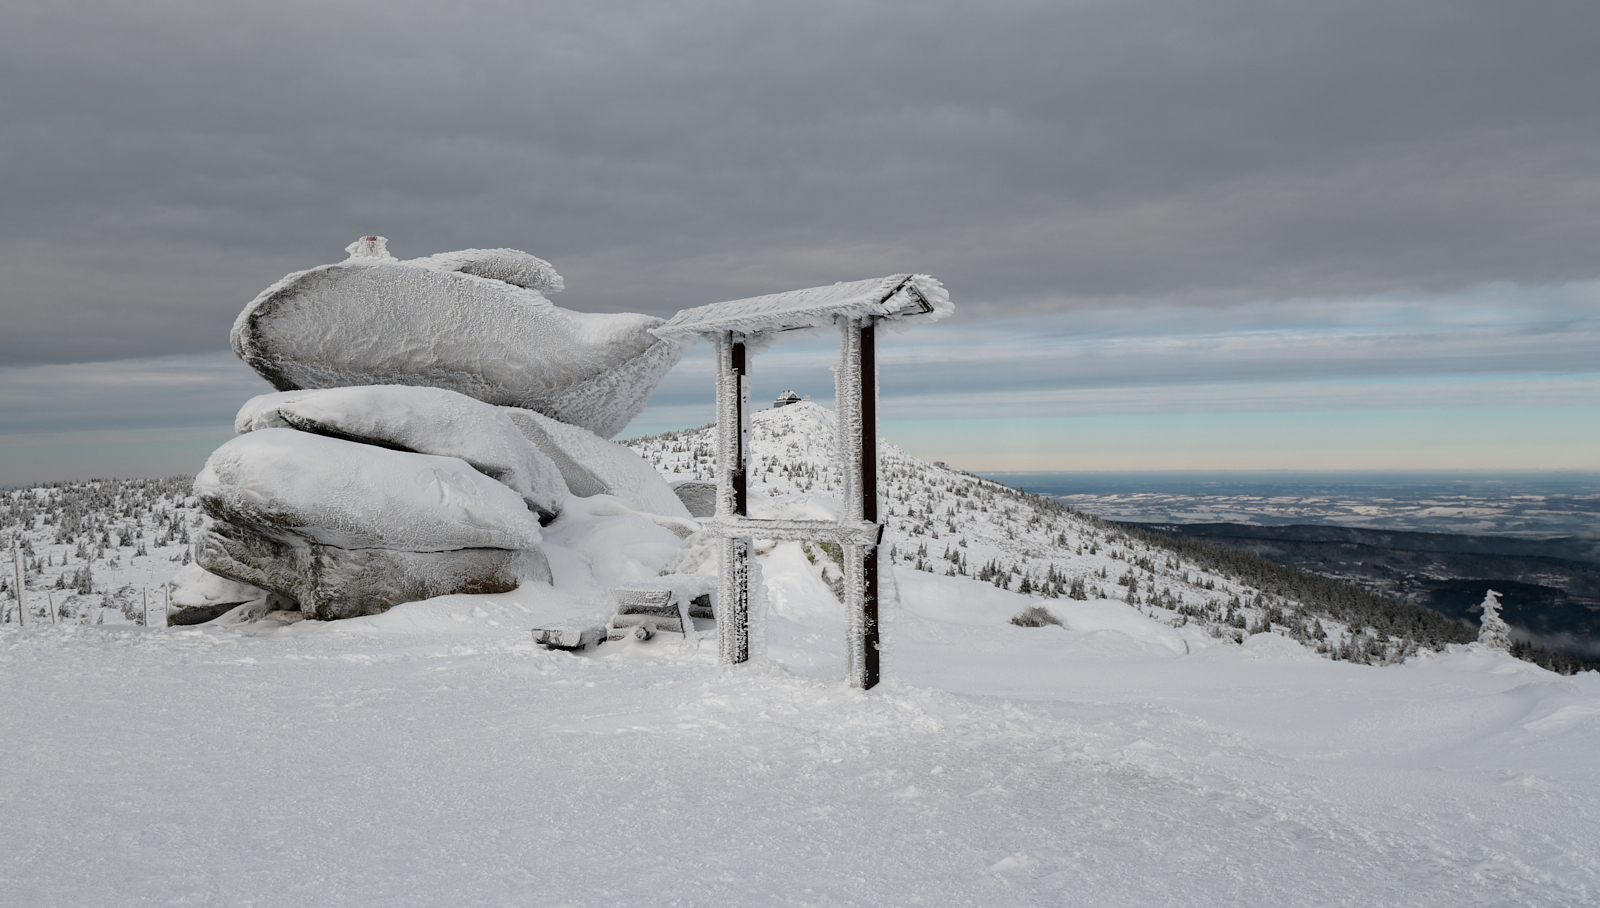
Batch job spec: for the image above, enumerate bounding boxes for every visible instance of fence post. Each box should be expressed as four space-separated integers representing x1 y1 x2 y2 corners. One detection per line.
12 544 24 627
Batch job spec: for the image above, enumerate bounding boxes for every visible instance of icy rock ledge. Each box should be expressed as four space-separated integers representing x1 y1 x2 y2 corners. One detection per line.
237 385 568 522
231 239 682 439
192 429 553 620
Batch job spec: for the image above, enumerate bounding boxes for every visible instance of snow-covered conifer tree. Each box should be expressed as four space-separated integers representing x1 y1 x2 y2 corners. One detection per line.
1477 589 1512 651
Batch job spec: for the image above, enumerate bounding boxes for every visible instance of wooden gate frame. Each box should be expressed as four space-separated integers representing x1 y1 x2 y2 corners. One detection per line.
653 275 950 689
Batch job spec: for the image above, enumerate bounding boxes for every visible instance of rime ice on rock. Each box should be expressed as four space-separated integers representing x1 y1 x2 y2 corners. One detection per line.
652 274 952 689
192 429 552 618
198 522 546 621
197 429 544 553
237 386 568 522
232 239 683 439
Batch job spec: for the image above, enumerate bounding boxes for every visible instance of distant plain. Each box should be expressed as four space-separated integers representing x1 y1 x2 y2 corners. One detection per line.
981 471 1600 539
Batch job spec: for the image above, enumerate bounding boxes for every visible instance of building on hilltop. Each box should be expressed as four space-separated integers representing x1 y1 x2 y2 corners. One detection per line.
773 390 803 409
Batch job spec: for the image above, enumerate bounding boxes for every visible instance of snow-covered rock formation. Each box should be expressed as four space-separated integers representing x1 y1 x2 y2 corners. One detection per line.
237 386 568 522
176 238 697 624
232 237 682 440
193 428 553 620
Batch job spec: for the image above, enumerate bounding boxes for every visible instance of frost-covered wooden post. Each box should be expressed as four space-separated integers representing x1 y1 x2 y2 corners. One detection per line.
653 274 951 689
836 318 882 686
12 543 23 627
714 333 753 664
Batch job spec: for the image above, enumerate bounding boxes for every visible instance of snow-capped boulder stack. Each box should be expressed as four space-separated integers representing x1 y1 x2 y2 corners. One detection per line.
232 238 682 440
193 428 553 620
237 386 569 522
174 239 704 625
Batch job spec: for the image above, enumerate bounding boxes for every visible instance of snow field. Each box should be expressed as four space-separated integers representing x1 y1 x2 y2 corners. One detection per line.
1 477 205 627
3 599 1595 906
2 403 1596 905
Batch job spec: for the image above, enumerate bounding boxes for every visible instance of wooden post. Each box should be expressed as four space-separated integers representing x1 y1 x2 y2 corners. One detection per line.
716 333 752 664
858 319 881 689
838 318 882 689
12 544 23 627
47 590 55 625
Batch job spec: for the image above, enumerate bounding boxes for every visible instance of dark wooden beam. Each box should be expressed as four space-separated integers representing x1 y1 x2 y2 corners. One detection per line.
720 335 751 664
858 321 880 689
731 340 748 519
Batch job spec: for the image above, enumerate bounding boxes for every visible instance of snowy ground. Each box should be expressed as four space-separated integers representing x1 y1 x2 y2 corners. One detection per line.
3 574 1596 907
3 407 1595 905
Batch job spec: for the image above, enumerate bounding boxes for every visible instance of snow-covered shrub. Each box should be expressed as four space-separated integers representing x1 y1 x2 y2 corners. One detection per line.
1010 605 1062 628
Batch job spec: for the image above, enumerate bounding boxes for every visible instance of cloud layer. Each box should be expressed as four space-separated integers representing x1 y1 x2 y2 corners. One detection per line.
4 0 1598 366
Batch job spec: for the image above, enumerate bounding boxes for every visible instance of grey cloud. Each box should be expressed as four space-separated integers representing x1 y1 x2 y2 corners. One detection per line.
3 0 1599 367
0 353 272 436
624 284 1600 428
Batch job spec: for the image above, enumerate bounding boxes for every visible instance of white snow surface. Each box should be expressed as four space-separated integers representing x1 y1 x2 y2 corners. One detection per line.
166 561 273 610
236 386 568 517
195 428 544 552
4 408 1598 905
3 584 1596 905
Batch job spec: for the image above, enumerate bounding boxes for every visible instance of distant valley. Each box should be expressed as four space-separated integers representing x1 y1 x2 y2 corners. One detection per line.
1130 522 1600 658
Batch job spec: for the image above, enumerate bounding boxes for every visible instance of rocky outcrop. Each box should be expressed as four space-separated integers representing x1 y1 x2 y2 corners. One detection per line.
197 520 548 620
190 428 551 621
230 238 681 439
179 237 697 625
237 385 567 522
670 480 717 518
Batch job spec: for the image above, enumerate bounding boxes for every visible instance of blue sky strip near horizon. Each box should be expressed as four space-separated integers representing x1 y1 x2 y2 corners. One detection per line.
2 2 1598 485
4 278 1597 483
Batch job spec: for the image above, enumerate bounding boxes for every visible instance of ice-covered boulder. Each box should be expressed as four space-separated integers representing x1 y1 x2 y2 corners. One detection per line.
198 520 549 620
193 428 552 618
231 238 683 440
501 407 692 519
196 429 544 552
237 385 567 522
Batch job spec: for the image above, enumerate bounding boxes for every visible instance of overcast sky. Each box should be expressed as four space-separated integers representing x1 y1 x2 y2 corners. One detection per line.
3 0 1598 483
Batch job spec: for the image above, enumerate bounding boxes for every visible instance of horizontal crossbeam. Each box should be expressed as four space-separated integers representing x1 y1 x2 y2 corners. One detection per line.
699 516 883 548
